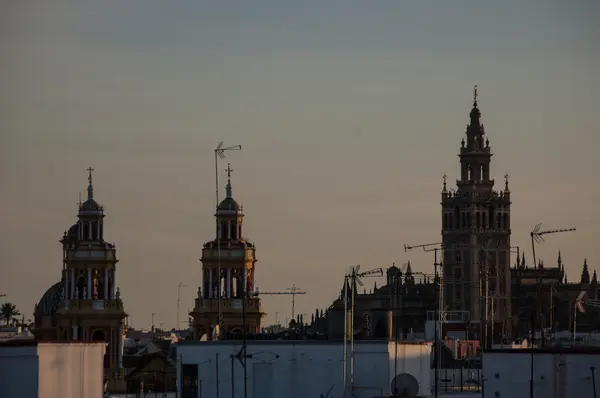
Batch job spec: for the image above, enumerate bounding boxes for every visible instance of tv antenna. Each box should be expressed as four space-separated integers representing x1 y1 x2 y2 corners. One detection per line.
530 223 576 267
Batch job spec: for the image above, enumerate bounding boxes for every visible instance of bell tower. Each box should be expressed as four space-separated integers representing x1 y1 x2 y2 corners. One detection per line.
190 164 264 340
56 168 127 370
441 87 512 340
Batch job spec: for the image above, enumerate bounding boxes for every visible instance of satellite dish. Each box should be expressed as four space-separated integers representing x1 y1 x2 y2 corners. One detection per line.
391 373 419 397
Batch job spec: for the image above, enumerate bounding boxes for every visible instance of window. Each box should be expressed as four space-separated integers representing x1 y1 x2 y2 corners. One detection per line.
231 223 237 239
480 164 485 180
476 212 481 229
467 165 472 180
220 222 227 240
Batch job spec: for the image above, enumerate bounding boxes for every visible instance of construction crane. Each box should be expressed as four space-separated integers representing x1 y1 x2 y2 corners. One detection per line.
530 223 576 267
344 265 383 398
252 284 306 321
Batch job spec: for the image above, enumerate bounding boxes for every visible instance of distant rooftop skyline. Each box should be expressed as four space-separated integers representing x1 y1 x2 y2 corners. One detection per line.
1 1 597 328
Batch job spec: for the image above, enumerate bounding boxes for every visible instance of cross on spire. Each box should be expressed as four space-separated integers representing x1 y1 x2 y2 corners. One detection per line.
225 163 233 198
86 167 95 200
87 167 94 184
225 163 233 183
473 85 478 106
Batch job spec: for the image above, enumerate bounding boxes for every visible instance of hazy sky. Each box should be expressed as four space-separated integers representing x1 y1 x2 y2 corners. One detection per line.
1 1 598 329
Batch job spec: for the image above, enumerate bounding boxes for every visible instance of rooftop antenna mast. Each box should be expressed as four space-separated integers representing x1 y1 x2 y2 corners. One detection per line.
176 282 186 329
530 223 576 267
345 265 383 398
213 141 242 339
405 242 446 398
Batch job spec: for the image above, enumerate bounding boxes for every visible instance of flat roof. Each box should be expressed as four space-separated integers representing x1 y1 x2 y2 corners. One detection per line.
485 347 600 355
0 339 107 347
176 340 431 346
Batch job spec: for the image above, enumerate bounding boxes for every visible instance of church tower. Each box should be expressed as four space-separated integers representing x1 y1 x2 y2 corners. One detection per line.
441 87 512 340
34 168 127 373
190 164 264 340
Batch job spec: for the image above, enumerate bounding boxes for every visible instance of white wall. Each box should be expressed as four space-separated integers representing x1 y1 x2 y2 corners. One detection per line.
483 350 600 398
0 342 106 398
177 340 433 398
0 346 39 398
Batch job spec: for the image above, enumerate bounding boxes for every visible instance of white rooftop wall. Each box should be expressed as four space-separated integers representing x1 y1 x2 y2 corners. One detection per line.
483 350 600 398
176 340 432 398
0 342 106 398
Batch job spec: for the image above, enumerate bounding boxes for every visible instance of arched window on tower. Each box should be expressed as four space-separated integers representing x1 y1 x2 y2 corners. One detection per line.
231 222 237 240
99 223 103 240
455 207 460 229
503 213 509 230
83 223 90 241
232 276 238 298
91 222 97 240
220 222 227 240
476 212 481 229
467 165 472 181
220 277 226 298
480 164 485 181
238 224 242 239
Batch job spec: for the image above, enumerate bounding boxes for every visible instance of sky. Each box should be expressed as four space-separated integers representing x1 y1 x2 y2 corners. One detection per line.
1 1 598 329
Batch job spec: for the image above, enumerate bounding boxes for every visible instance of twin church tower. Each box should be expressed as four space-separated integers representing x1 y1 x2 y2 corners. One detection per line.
33 87 511 353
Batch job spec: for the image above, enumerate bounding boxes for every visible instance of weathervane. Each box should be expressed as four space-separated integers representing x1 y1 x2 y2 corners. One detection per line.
504 173 510 190
87 166 94 185
473 85 478 105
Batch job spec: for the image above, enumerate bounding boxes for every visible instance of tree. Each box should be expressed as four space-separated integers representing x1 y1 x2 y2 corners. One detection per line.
1 302 20 326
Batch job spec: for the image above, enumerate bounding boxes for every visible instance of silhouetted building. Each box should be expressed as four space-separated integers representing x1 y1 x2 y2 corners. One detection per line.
190 164 264 339
441 87 512 338
33 169 127 388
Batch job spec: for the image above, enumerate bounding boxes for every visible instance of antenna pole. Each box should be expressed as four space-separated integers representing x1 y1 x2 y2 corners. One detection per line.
350 270 355 395
215 147 221 338
213 142 242 339
177 282 186 329
343 276 348 398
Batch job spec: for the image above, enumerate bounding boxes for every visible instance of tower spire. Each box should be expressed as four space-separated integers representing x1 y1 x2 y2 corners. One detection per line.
86 167 95 200
473 84 478 107
225 163 233 198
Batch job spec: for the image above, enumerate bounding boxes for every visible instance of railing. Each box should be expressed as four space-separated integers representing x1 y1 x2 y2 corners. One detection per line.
194 297 262 311
65 250 116 261
432 367 483 395
60 299 124 311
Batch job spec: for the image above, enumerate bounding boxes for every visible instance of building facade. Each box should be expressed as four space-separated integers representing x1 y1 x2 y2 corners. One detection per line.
190 165 264 339
176 340 432 398
482 347 600 398
33 169 127 375
0 340 107 398
441 88 512 339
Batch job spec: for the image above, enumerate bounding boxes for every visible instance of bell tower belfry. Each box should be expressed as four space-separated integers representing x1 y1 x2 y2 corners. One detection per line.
441 87 512 340
190 164 264 340
55 168 127 369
